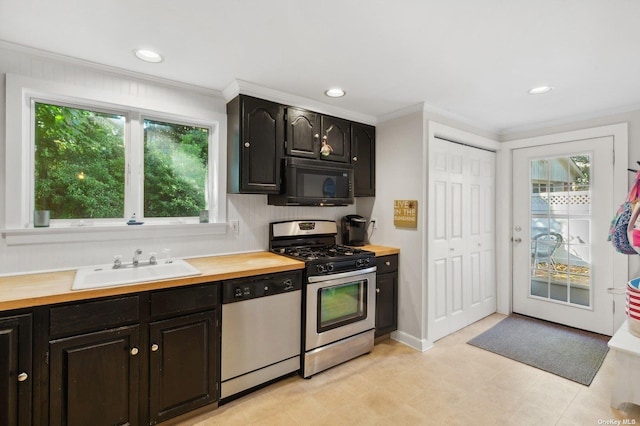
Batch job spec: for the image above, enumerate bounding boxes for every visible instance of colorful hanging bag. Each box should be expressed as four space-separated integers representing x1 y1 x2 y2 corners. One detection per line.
608 170 640 254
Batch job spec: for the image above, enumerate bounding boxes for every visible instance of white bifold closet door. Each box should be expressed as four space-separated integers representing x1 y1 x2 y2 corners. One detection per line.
428 137 497 342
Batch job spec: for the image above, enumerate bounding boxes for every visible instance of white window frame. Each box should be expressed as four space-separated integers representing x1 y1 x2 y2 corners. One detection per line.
4 74 227 245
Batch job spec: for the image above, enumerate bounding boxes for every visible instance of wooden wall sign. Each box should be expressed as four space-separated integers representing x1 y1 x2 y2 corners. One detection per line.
394 200 418 228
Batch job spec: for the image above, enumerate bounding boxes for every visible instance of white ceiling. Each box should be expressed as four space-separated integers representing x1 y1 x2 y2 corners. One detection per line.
1 0 639 134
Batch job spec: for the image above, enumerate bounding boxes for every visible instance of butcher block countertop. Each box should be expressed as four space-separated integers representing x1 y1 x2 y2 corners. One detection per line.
0 252 304 312
361 244 400 257
0 245 399 312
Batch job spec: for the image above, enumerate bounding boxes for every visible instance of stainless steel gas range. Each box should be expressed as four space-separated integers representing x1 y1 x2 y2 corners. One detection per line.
269 220 376 378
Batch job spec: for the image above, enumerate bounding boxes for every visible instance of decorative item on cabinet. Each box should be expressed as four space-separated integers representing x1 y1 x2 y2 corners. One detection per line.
375 254 398 339
285 107 351 163
227 95 284 194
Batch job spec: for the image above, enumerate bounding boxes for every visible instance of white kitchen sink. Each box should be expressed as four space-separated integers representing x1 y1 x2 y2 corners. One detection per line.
72 259 201 291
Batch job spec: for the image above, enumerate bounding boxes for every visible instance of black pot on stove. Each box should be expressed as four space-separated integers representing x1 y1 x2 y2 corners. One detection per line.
341 214 367 246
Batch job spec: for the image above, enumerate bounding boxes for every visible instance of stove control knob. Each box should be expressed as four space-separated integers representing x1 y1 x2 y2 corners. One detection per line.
316 264 326 273
327 263 334 272
234 287 243 298
356 259 364 267
364 258 370 265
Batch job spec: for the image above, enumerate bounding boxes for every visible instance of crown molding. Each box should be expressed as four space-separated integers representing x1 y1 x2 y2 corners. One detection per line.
376 103 424 123
222 79 377 125
0 40 224 98
421 102 500 136
498 103 640 138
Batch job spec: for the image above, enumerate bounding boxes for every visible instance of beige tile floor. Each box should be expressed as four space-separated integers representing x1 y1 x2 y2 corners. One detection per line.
182 314 640 425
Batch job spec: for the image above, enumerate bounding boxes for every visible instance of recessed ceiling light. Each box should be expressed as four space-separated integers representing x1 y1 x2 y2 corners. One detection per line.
325 88 346 98
528 86 552 95
133 49 163 63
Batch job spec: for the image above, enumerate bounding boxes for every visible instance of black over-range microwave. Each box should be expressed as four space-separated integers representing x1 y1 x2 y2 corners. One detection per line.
268 157 354 206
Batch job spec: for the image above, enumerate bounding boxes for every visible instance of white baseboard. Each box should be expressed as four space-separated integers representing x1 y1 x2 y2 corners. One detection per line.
390 330 433 352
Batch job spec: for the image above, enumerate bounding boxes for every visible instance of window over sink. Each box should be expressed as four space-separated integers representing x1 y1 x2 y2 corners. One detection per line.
4 74 227 244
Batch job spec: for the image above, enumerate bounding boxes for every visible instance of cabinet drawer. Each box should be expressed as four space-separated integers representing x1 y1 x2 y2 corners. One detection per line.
49 295 139 339
150 283 218 320
376 255 398 274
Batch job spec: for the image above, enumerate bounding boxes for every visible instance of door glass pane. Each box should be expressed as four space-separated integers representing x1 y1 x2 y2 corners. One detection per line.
530 155 591 307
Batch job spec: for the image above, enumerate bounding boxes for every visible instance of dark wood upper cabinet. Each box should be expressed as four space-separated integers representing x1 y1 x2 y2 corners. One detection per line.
227 95 284 194
285 109 351 163
351 123 376 196
285 107 320 159
320 115 351 163
0 313 32 426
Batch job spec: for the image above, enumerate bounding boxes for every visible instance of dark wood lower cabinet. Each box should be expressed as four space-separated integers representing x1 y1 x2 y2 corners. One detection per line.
375 255 398 338
43 284 220 425
149 311 217 424
0 313 32 426
49 326 140 426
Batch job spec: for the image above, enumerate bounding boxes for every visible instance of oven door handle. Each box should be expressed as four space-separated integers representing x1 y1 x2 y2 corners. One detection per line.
307 266 377 283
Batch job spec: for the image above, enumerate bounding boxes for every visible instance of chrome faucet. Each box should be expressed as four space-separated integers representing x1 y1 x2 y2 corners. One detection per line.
133 249 142 266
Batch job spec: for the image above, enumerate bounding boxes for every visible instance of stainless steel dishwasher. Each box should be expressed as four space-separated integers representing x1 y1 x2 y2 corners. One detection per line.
220 271 302 399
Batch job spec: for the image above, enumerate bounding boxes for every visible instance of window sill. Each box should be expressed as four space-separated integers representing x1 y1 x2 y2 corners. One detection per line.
2 222 228 246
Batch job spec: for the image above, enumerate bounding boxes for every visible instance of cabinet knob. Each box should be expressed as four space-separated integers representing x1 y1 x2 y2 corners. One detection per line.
130 347 139 356
352 156 358 162
314 134 319 139
151 344 159 352
323 135 327 140
385 261 391 266
244 142 250 148
17 372 28 382
376 288 380 293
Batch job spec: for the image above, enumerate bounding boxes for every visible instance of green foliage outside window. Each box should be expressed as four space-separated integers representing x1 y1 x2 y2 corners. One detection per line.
34 103 125 219
34 102 210 221
144 120 209 217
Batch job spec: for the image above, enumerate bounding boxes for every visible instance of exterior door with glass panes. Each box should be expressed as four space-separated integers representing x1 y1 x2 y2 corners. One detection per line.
512 137 615 335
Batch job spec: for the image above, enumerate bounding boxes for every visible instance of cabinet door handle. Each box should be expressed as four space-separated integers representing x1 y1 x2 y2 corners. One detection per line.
244 142 250 148
352 156 358 162
376 288 380 294
385 261 391 266
130 347 139 356
17 372 28 382
151 344 159 352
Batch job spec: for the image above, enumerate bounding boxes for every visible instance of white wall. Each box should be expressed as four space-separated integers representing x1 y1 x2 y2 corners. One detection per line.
357 111 425 348
0 45 354 274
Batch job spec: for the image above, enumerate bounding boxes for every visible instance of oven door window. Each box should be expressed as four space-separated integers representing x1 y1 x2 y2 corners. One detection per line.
317 279 367 332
